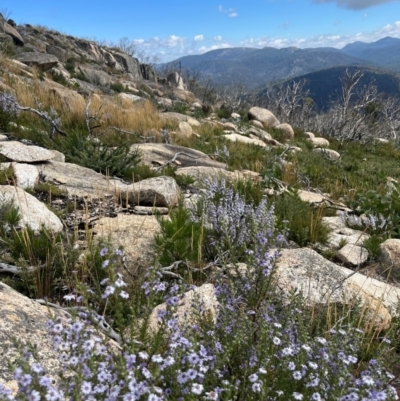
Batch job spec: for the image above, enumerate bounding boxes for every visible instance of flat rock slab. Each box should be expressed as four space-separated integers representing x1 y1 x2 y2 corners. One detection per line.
160 112 201 127
37 161 179 207
175 166 239 182
0 186 63 232
276 248 400 329
37 160 130 199
94 214 161 270
16 52 59 71
0 141 55 162
224 133 267 147
133 143 226 169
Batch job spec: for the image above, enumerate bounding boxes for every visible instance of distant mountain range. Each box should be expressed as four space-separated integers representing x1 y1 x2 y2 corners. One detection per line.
161 37 400 100
258 65 400 111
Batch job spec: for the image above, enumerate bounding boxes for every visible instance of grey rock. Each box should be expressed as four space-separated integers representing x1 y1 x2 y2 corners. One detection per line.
223 133 267 147
0 141 55 162
37 161 179 207
276 248 400 329
248 107 280 127
276 123 294 140
15 52 59 71
380 239 400 281
12 163 39 189
46 44 67 62
337 244 369 266
0 33 13 45
112 52 141 80
129 176 180 207
327 228 370 249
167 72 185 90
133 143 226 169
0 281 65 384
0 186 63 232
1 16 24 46
313 148 341 160
95 214 160 269
308 137 330 148
148 284 218 332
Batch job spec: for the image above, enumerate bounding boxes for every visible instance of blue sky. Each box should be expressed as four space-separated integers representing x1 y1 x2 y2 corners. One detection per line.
2 0 400 61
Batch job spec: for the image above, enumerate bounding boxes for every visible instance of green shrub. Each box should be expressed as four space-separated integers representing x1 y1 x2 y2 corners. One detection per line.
155 200 205 267
54 130 141 179
272 190 330 246
215 105 232 119
50 70 70 87
363 235 383 259
349 182 400 238
110 82 128 93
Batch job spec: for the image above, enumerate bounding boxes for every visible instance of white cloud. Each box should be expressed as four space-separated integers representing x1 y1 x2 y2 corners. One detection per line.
131 20 400 62
219 5 238 17
198 43 232 53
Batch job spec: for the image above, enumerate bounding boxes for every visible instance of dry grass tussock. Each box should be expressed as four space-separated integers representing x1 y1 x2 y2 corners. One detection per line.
0 58 173 135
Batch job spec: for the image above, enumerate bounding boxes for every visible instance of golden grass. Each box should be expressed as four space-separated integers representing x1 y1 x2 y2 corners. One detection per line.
0 60 175 136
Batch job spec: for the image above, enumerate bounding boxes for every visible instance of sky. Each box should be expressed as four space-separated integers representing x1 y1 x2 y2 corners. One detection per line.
2 0 400 62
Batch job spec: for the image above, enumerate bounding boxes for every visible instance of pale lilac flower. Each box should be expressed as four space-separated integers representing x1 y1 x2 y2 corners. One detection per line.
192 383 204 395
293 392 303 400
293 371 302 380
81 381 92 395
248 373 259 383
273 337 281 345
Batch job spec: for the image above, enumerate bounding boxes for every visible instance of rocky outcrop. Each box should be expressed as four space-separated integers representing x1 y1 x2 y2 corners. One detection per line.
167 72 185 90
0 16 24 46
112 52 142 80
15 52 59 71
